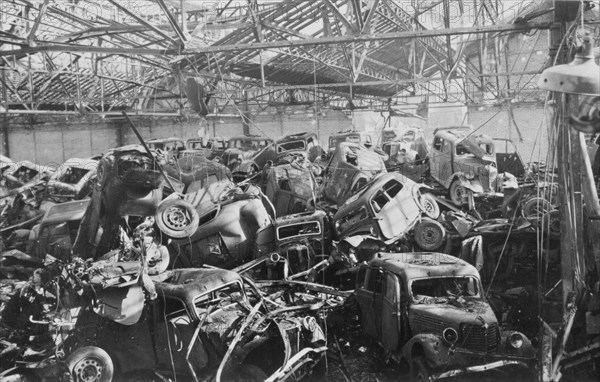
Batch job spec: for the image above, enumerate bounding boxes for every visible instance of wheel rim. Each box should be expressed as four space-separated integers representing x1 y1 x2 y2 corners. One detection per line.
162 205 191 231
422 199 436 216
451 183 465 204
73 357 104 382
420 225 442 246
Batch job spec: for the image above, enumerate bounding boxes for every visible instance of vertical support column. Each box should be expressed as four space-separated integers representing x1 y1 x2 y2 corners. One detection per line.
242 90 250 135
1 64 9 157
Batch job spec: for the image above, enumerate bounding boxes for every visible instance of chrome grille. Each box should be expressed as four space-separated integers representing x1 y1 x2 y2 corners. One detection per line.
459 323 499 353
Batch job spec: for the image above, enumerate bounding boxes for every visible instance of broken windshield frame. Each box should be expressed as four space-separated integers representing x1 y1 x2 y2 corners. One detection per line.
409 276 482 303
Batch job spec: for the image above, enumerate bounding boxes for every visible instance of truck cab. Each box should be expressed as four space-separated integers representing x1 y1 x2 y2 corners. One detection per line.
355 252 535 381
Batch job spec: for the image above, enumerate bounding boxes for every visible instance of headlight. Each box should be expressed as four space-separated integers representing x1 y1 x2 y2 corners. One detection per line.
466 171 476 180
443 328 458 344
509 332 524 349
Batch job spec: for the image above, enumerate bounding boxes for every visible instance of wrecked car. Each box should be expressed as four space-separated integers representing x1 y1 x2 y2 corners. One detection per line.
332 172 442 255
163 156 232 195
276 132 324 162
146 137 186 161
355 252 535 380
254 210 332 278
45 157 98 203
222 135 275 182
73 144 165 260
1 160 54 190
429 127 498 206
184 137 228 160
168 180 272 269
1 264 326 382
263 161 317 217
328 130 374 152
322 142 387 206
27 199 90 261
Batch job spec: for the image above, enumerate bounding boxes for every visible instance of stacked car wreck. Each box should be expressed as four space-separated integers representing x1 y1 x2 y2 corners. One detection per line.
0 126 563 381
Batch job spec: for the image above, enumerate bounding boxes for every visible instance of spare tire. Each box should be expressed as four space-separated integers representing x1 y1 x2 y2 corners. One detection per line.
414 218 446 251
155 199 199 239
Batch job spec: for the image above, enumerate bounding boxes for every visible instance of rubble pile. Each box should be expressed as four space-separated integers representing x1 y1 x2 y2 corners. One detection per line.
0 126 595 382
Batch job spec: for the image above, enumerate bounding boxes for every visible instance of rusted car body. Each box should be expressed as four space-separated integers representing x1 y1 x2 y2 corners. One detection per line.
10 266 326 382
164 156 232 195
322 142 387 206
146 137 186 161
332 173 436 247
222 135 275 181
429 127 498 205
276 132 324 162
169 181 272 269
73 145 164 259
1 160 54 190
255 210 331 278
494 138 525 178
381 126 428 162
27 199 90 261
328 130 374 153
185 137 228 160
355 252 535 380
264 162 316 217
45 157 98 203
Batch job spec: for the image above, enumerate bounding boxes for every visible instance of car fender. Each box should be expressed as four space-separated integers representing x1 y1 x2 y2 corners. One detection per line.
455 174 484 193
401 333 456 368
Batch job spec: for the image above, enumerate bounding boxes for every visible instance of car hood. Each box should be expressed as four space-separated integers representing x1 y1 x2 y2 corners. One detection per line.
410 298 498 330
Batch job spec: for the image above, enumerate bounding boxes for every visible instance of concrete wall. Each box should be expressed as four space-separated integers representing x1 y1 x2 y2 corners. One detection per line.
1 102 550 167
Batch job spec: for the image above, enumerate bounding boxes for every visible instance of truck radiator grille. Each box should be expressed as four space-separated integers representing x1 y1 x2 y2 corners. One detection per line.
459 323 499 353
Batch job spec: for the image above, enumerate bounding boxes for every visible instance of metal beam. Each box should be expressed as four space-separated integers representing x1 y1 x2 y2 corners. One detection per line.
154 0 187 44
0 22 554 57
26 0 49 44
106 0 178 44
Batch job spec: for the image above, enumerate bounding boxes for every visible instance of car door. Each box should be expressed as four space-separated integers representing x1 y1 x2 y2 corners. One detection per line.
494 138 525 177
355 266 383 339
381 272 402 353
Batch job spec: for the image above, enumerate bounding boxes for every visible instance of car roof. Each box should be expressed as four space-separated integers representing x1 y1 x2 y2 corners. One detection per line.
229 135 272 141
369 252 479 280
276 132 317 143
147 137 183 143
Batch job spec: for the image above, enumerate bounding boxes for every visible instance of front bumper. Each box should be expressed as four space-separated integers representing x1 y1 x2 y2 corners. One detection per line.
431 359 529 380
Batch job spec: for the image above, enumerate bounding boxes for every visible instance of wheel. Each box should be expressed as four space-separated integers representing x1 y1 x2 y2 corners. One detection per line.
419 193 440 219
541 210 560 237
410 357 432 382
521 197 553 221
155 198 199 239
65 346 114 382
414 218 446 251
449 179 466 206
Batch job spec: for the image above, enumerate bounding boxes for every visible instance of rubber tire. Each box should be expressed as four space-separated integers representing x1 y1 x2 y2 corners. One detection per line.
65 346 114 382
420 193 440 219
449 178 466 207
521 197 553 220
155 198 199 239
414 218 446 251
410 357 432 382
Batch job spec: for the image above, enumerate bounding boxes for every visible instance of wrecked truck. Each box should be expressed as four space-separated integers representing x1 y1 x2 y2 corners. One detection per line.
429 127 499 206
1 264 326 382
355 252 535 381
